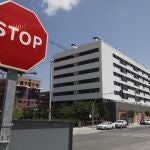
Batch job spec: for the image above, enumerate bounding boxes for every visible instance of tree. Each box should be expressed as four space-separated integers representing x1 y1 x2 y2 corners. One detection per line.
73 101 92 120
51 103 62 119
22 107 34 119
96 101 108 120
36 103 48 119
13 107 23 120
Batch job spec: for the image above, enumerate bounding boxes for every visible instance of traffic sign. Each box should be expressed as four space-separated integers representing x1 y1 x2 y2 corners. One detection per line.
0 1 48 72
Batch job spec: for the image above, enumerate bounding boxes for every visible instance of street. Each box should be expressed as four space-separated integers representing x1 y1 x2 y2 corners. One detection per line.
73 126 150 150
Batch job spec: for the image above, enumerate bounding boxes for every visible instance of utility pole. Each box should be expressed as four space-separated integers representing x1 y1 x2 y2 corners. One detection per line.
92 99 97 127
135 89 138 124
49 60 54 121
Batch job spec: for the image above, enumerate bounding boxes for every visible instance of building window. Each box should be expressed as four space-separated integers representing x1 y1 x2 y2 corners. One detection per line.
134 82 139 87
36 84 39 88
54 72 74 79
122 85 128 91
133 66 138 72
78 88 100 94
121 76 127 82
53 82 74 88
120 59 127 66
79 78 99 84
54 63 74 71
134 73 139 79
78 58 99 66
53 91 74 96
122 93 128 99
121 68 127 74
79 48 99 56
113 54 120 60
20 81 23 85
78 67 99 75
54 55 74 62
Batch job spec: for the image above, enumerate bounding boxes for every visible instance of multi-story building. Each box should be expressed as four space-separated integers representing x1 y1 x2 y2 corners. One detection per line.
0 76 40 110
39 91 50 110
52 39 150 123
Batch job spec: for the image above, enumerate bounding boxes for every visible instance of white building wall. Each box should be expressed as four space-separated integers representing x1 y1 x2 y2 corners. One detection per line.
52 40 150 107
101 41 115 99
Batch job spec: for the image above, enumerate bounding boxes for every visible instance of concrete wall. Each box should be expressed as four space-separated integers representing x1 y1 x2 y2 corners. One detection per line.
101 41 114 99
105 102 150 122
9 121 73 150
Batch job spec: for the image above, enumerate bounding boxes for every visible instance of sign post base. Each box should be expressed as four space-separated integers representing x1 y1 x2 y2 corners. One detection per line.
0 69 18 150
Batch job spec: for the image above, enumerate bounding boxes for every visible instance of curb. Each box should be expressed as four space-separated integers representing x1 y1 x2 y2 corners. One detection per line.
73 125 144 135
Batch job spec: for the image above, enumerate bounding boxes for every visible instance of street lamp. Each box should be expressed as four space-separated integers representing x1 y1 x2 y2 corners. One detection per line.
92 99 98 126
49 59 54 121
135 89 139 123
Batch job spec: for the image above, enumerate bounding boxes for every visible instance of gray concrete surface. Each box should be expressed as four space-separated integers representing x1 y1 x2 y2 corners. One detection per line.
73 124 144 135
73 125 150 150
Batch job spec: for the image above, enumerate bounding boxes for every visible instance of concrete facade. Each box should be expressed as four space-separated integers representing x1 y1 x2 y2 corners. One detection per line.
106 101 150 123
0 76 40 110
52 40 150 108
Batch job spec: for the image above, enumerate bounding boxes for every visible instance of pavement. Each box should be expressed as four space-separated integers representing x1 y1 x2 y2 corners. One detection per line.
73 125 150 150
73 124 144 135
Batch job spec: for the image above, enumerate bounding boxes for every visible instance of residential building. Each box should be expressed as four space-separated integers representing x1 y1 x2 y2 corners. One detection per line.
39 91 50 110
52 39 150 123
0 76 40 110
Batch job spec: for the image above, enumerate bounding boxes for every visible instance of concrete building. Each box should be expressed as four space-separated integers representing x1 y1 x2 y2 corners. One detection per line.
0 76 40 110
39 91 50 110
52 39 150 123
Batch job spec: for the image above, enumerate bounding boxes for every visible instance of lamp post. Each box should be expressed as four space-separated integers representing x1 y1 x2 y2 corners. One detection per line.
92 99 97 127
135 89 138 123
49 59 54 121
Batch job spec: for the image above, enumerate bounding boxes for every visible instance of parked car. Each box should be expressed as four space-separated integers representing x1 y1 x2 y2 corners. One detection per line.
140 119 150 125
113 120 127 128
96 121 115 130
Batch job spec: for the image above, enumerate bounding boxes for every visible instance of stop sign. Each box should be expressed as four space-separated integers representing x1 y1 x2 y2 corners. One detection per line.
0 1 48 72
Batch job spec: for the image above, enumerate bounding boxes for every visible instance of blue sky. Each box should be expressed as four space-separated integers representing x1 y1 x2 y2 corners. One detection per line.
1 0 150 91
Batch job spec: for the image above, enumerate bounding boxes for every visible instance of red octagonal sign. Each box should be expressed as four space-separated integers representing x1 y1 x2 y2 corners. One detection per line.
0 1 48 72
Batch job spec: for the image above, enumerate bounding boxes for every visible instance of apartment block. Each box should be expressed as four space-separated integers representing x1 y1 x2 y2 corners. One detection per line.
0 76 40 110
53 40 150 104
52 39 150 122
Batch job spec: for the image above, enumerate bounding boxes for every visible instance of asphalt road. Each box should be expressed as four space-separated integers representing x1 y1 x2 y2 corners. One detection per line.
73 126 150 150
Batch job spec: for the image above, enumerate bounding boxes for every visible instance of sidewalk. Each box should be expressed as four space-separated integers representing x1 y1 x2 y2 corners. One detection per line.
73 124 143 135
73 126 103 135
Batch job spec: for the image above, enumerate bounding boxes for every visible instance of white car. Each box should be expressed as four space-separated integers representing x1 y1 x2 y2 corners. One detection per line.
96 121 115 130
114 120 127 128
143 119 150 125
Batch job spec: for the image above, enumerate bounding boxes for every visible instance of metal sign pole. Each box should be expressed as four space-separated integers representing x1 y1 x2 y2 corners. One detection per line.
0 69 18 150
